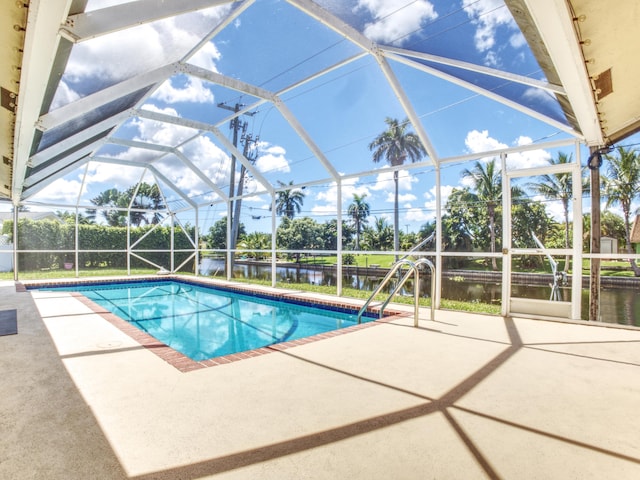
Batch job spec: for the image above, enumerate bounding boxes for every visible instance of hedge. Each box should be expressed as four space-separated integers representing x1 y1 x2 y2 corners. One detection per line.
2 219 196 271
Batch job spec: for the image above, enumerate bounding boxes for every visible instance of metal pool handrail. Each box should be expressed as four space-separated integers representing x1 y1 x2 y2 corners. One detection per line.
357 258 435 326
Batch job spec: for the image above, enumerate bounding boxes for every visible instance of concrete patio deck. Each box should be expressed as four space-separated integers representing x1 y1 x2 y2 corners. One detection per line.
2 280 640 479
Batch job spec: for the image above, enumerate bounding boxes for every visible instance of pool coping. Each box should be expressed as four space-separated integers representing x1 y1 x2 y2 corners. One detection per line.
18 275 410 373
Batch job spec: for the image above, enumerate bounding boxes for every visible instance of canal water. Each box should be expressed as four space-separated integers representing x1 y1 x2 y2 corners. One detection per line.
204 260 639 327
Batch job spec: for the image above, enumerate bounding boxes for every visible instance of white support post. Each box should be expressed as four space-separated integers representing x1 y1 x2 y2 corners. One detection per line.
501 153 511 317
336 178 343 296
571 142 583 320
13 206 18 282
434 166 442 309
170 213 175 272
195 207 200 276
74 207 79 277
227 198 232 281
271 193 277 288
126 220 131 276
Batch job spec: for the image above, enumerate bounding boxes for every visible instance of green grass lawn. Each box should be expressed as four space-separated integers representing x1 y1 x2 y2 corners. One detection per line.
233 277 501 315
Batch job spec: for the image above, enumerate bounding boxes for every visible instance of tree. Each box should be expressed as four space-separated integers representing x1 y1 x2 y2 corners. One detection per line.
56 210 95 225
89 183 165 227
274 180 306 219
206 217 245 250
461 159 503 270
526 153 587 271
320 219 354 251
126 182 165 226
583 211 626 250
361 216 393 251
441 188 477 254
603 146 640 275
238 232 271 259
276 217 324 262
369 117 426 255
347 193 370 250
90 188 127 226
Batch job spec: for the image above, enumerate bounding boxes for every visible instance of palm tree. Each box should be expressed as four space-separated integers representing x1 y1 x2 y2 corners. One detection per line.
274 180 306 219
369 117 426 256
126 182 165 226
362 216 394 251
603 146 640 276
348 193 370 250
526 152 587 271
90 188 126 226
461 159 502 270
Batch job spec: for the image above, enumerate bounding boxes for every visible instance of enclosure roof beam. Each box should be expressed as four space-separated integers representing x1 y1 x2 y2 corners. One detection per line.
381 45 565 95
145 166 197 209
375 53 438 165
60 0 237 42
385 51 583 139
287 0 376 54
36 63 179 132
29 111 131 167
173 149 229 202
21 156 90 200
108 138 174 153
134 108 273 195
181 63 276 101
273 98 340 180
89 155 196 208
12 0 72 204
210 127 274 195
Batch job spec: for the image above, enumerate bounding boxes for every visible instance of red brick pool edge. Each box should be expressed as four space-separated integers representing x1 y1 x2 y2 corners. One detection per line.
19 279 408 373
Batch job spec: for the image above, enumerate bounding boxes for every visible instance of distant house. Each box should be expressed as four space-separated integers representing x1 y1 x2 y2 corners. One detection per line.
631 215 640 254
601 236 618 255
0 211 61 234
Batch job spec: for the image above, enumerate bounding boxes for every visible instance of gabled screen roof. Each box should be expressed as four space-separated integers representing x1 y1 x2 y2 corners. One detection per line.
7 0 632 217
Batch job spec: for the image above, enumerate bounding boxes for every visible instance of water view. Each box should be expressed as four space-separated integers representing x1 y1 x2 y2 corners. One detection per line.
207 261 640 327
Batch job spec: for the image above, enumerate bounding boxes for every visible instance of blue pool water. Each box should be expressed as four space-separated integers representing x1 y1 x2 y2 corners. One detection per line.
42 280 375 361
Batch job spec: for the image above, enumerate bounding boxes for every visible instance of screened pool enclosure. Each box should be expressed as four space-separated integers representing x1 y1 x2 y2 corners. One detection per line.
4 0 640 323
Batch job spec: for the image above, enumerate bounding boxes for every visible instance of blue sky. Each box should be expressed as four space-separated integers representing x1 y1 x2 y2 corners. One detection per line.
22 0 640 235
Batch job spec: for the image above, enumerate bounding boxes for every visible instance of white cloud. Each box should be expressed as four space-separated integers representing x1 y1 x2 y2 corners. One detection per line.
464 129 551 172
405 207 432 223
180 135 231 186
465 129 507 154
506 135 551 169
370 169 417 193
185 39 222 73
398 193 417 203
532 195 566 222
522 87 557 107
311 177 371 215
50 81 81 110
254 142 291 174
356 0 438 46
152 76 214 104
84 162 145 190
509 32 527 49
423 184 454 211
65 24 165 84
462 0 517 53
403 185 454 223
54 6 228 107
134 105 199 144
28 178 84 205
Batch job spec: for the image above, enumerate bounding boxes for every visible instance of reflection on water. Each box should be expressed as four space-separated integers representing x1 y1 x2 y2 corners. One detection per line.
215 261 639 327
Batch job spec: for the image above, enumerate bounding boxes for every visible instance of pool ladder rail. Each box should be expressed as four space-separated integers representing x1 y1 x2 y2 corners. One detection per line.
357 258 435 327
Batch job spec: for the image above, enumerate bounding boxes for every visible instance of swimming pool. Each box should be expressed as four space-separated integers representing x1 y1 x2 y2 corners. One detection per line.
41 280 378 361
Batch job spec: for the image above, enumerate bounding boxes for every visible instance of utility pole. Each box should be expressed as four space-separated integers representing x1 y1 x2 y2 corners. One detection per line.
217 102 256 272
